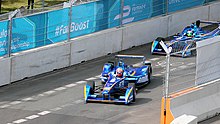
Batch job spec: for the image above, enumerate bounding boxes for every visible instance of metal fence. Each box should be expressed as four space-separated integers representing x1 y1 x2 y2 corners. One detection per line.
0 0 96 21
161 36 220 98
0 0 219 58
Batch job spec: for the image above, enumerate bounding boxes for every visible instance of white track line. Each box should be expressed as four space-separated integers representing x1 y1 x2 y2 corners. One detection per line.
25 115 39 120
54 87 66 91
44 90 56 95
13 119 27 123
150 58 160 61
152 74 163 77
50 107 62 111
38 94 45 97
178 65 188 69
61 103 73 108
187 63 195 66
22 97 34 101
85 77 97 81
170 68 177 72
10 101 21 105
38 111 51 116
0 104 10 108
95 75 101 78
75 81 87 84
65 83 77 88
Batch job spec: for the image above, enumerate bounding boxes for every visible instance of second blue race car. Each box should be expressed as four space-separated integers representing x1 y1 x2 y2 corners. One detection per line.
151 20 220 57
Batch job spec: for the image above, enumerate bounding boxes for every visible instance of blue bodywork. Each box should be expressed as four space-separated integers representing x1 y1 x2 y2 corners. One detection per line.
84 74 135 104
84 55 152 104
151 20 220 57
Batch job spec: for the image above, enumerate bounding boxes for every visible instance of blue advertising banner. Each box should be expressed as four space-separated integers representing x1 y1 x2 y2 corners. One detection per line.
11 17 36 53
70 2 96 38
0 20 8 56
47 8 69 43
27 13 48 47
151 0 166 17
94 0 109 31
108 0 153 28
168 0 205 13
107 0 121 28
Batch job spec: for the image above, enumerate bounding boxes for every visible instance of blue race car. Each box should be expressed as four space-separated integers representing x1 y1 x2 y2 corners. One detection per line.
84 55 152 104
151 20 220 57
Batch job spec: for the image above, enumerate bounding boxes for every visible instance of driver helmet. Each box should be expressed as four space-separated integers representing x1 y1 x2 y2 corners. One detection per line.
116 67 124 78
186 30 193 37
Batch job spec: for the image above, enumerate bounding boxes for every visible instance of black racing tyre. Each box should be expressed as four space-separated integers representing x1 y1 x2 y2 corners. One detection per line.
196 20 200 27
191 49 197 56
155 37 165 42
148 67 151 84
87 81 95 94
128 83 136 102
144 61 151 66
144 63 152 84
145 62 152 73
191 42 197 56
101 81 106 87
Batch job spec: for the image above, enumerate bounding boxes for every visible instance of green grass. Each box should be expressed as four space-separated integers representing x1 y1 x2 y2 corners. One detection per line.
1 0 67 14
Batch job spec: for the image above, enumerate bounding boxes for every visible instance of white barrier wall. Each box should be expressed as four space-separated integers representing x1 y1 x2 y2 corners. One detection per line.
170 80 220 122
196 36 220 85
171 114 197 124
168 6 209 36
209 2 220 21
122 16 169 50
0 58 11 86
70 29 122 65
11 42 70 82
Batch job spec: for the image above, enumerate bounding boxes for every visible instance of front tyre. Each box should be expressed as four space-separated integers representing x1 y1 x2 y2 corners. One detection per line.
128 83 136 102
87 81 95 94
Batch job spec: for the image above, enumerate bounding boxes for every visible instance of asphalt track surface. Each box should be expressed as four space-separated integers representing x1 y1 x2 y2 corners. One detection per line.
0 43 201 124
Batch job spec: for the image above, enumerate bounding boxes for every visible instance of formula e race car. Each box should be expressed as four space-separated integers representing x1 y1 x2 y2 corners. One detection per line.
84 55 152 104
151 20 220 57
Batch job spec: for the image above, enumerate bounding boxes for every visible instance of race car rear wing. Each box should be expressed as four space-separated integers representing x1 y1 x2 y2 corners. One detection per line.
115 54 145 59
115 54 147 64
200 20 220 25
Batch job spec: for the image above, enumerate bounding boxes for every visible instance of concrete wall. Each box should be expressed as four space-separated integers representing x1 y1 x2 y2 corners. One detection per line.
170 80 220 122
209 2 220 21
0 1 219 86
122 16 169 50
0 58 11 86
11 42 70 82
70 28 122 65
168 6 209 36
196 36 220 85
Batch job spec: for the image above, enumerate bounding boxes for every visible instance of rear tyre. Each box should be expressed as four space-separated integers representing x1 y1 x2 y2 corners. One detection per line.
155 37 165 42
128 83 136 102
148 69 151 84
191 42 197 56
101 81 106 87
87 81 95 94
145 62 152 84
